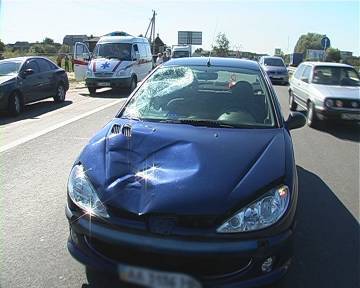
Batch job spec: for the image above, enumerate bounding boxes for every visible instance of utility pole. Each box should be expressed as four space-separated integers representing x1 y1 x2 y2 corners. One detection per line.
145 10 156 55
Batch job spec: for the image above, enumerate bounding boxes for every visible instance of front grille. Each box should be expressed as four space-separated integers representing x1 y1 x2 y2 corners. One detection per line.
94 72 113 77
107 206 218 231
87 237 252 278
337 99 360 109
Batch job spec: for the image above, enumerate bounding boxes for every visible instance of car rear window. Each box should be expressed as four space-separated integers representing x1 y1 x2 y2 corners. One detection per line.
121 65 276 128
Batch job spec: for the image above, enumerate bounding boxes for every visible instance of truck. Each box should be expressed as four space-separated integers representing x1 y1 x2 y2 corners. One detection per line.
289 53 303 67
171 45 191 58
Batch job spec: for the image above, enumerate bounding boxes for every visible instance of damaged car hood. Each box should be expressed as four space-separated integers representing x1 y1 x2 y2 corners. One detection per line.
79 118 286 216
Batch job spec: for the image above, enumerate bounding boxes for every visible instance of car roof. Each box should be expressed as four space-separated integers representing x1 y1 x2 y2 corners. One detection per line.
261 56 283 59
302 61 353 68
98 36 149 44
163 57 260 71
0 56 50 63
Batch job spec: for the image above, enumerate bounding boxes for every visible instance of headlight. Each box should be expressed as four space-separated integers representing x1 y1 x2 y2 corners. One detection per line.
217 185 290 233
335 100 343 108
116 69 127 76
324 99 334 108
67 164 109 218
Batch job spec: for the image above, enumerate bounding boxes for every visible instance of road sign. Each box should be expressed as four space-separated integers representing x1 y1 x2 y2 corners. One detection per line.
321 36 331 49
178 31 202 45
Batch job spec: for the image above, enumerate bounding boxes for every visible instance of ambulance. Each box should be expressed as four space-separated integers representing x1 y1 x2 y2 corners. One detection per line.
73 33 153 94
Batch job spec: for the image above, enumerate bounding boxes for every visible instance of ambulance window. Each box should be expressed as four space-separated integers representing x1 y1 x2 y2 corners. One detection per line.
138 44 146 58
133 44 139 52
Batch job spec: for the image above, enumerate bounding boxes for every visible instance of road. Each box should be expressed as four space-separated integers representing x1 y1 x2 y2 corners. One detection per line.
0 84 359 288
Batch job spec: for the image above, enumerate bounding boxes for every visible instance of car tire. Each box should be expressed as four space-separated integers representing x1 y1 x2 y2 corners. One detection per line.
307 101 318 127
128 77 137 94
88 87 97 95
54 83 66 103
289 90 298 111
8 91 23 116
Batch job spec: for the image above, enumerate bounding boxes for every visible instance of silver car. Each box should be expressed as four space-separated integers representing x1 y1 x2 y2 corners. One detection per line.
289 62 360 127
259 56 289 85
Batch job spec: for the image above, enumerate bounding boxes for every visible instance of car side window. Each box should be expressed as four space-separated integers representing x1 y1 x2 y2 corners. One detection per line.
24 60 40 74
138 44 146 59
293 65 305 79
37 59 52 72
301 66 311 82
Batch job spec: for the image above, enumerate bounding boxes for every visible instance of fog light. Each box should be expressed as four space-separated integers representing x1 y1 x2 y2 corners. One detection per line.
261 257 274 273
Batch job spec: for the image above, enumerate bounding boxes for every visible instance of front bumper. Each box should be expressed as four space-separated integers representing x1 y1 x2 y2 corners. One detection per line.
86 77 132 89
66 206 294 288
315 106 360 122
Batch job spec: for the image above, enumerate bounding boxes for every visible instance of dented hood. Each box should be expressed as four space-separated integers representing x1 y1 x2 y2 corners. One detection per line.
79 118 286 216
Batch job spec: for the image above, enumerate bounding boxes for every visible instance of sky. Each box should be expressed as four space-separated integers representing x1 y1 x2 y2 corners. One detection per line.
0 0 359 55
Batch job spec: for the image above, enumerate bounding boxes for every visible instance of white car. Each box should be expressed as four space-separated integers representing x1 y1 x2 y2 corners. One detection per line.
289 62 360 127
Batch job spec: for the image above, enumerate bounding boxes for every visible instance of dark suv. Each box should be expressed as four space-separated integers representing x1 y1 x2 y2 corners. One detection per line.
0 56 69 116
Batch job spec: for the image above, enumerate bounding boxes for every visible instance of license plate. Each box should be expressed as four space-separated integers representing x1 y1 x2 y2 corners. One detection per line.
341 113 360 120
97 82 110 87
118 264 202 288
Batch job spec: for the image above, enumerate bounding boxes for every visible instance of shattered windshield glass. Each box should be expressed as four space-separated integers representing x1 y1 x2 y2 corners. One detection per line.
121 65 276 128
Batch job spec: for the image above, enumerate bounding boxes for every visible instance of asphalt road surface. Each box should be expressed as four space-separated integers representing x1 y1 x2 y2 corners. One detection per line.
0 84 359 288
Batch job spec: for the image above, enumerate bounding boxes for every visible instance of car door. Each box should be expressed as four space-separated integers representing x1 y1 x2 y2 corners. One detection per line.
20 59 42 102
74 42 91 81
297 65 312 106
37 58 55 98
291 64 306 106
131 43 141 81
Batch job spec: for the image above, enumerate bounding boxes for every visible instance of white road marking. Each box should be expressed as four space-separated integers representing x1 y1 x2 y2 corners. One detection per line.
0 99 123 153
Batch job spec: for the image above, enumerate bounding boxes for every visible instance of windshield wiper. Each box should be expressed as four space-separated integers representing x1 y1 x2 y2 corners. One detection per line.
176 119 236 128
105 56 122 60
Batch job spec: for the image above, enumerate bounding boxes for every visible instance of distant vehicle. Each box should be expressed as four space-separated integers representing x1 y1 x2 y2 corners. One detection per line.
289 62 360 127
259 56 289 85
66 57 306 288
74 34 153 95
289 53 303 67
0 56 69 116
171 45 191 58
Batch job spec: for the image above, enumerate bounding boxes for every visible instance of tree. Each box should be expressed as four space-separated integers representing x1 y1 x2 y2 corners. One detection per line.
42 37 54 45
325 48 341 62
0 39 5 52
294 33 324 54
212 32 230 57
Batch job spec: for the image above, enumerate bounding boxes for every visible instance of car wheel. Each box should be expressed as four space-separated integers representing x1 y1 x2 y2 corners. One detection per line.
307 101 318 127
128 77 137 93
88 87 97 95
289 90 298 111
54 83 66 103
8 91 23 116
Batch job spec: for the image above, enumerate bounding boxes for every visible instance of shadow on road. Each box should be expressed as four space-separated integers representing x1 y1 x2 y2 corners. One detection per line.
276 166 359 288
79 88 130 99
0 100 72 126
314 121 360 143
80 166 360 288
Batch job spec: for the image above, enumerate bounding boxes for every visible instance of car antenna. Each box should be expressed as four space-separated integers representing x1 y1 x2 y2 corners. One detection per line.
207 20 219 67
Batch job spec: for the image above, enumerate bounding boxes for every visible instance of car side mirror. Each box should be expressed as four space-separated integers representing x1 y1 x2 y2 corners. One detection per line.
286 112 306 130
21 68 34 77
301 77 309 83
133 51 140 61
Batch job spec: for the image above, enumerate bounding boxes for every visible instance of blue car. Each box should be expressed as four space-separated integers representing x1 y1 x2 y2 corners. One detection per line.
66 57 306 288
